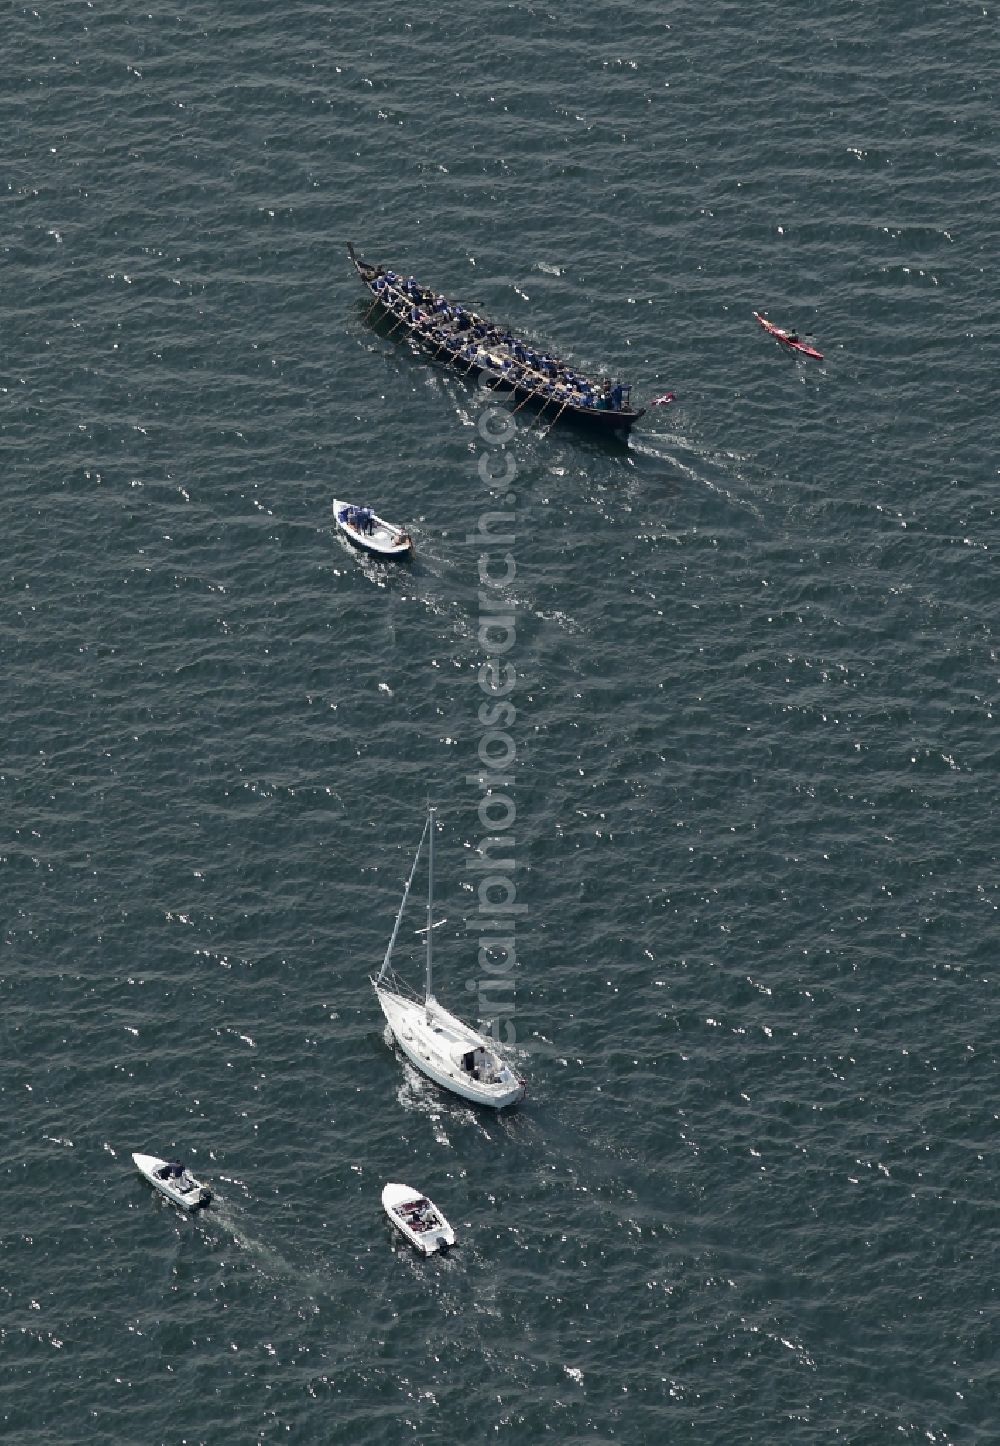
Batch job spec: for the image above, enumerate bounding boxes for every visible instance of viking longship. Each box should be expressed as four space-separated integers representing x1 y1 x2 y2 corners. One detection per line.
348 244 647 436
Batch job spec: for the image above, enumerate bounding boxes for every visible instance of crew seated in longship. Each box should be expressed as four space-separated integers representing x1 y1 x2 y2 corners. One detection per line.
364 264 631 414
594 379 627 411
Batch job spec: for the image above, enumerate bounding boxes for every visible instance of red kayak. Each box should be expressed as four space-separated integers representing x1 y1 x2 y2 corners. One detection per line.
753 311 823 361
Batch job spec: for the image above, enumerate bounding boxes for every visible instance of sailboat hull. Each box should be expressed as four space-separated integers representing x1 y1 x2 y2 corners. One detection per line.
376 986 525 1110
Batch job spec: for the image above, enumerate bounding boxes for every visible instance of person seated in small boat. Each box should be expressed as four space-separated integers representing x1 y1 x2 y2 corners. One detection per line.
405 1199 430 1229
158 1159 185 1180
610 383 624 411
784 331 800 342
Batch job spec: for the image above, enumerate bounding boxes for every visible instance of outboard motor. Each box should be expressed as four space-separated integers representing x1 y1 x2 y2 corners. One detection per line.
197 1187 213 1209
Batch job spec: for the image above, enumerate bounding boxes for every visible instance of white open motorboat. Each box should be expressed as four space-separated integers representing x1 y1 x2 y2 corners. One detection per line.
333 498 413 557
373 806 526 1110
132 1152 213 1211
382 1182 456 1255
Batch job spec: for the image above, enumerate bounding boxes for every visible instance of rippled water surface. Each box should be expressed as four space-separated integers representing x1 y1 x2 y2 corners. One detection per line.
3 2 999 1442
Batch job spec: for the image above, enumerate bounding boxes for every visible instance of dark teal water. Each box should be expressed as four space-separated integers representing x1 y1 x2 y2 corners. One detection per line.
3 2 999 1442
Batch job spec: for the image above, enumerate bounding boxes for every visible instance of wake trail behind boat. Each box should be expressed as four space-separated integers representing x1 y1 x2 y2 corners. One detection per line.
195 1200 335 1301
629 430 766 522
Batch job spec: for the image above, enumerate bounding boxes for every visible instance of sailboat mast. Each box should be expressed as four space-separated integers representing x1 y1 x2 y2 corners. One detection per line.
425 806 435 1002
378 815 430 984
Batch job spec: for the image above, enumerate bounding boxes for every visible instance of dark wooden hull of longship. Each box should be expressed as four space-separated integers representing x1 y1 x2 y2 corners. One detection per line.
348 245 645 437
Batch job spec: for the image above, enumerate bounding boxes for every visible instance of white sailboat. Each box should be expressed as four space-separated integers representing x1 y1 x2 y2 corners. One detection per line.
373 807 526 1110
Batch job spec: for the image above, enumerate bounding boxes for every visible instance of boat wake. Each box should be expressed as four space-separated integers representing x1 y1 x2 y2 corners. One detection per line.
629 427 766 521
195 1201 313 1287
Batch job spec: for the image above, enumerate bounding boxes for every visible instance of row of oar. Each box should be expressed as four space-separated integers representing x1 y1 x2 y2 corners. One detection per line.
363 284 578 435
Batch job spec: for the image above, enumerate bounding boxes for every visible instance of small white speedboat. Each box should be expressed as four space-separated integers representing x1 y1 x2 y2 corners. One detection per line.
132 1152 213 1212
333 498 413 557
382 1182 455 1255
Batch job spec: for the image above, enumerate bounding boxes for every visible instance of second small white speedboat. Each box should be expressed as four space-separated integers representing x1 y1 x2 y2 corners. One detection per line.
333 499 413 557
382 1182 455 1255
132 1152 213 1211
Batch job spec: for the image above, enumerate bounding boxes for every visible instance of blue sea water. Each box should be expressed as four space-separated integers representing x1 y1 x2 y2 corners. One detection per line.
2 1 999 1441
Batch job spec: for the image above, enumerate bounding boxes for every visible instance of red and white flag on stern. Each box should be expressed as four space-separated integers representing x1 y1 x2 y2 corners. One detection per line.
650 392 675 406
